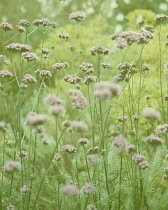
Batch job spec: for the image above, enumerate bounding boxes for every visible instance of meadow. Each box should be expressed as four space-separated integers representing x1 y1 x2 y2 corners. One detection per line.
1 1 168 209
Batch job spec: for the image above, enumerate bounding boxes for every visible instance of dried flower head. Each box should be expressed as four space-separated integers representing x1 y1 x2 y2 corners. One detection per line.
4 161 21 173
42 48 50 54
142 64 150 71
87 205 97 210
89 46 109 56
0 55 6 61
0 22 13 31
20 185 30 194
155 14 168 21
155 124 168 133
127 144 136 154
50 105 65 116
132 115 139 121
6 43 31 52
63 75 82 84
22 52 38 61
132 154 145 163
48 21 59 28
164 94 168 101
79 62 94 74
58 33 70 40
62 120 71 127
87 154 100 165
0 121 7 132
112 135 127 150
115 37 127 49
95 81 121 100
81 183 96 194
71 121 88 132
62 144 77 153
34 125 45 134
69 89 87 109
52 62 69 70
79 138 89 144
19 19 30 26
34 69 52 77
16 25 25 32
101 62 111 69
144 25 154 33
69 11 85 21
46 94 65 106
62 184 80 196
141 108 161 119
18 151 28 160
84 76 97 85
19 83 28 89
22 74 37 83
25 112 48 126
139 161 150 169
146 135 164 145
0 70 13 78
32 18 50 26
53 153 62 161
117 116 128 122
87 146 100 154
7 205 15 210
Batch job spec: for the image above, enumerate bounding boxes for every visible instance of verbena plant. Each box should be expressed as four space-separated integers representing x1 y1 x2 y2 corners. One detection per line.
0 7 168 210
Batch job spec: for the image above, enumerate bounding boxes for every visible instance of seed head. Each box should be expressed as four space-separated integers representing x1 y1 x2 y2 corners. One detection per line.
146 135 164 145
155 124 168 133
132 154 145 163
69 89 87 109
58 33 70 40
32 18 50 26
0 70 13 78
89 46 109 56
79 138 89 145
25 112 48 126
22 74 37 83
87 155 100 165
52 62 69 70
139 161 150 169
69 11 85 21
62 184 80 196
7 205 15 210
63 75 82 84
127 144 136 154
95 81 121 100
0 22 13 31
79 62 94 74
50 105 65 116
84 76 97 85
20 185 30 194
22 52 38 61
81 183 96 194
53 153 62 161
16 25 25 33
71 121 88 132
112 135 127 150
62 144 77 153
46 94 65 106
141 108 161 119
4 161 21 173
19 19 30 26
6 43 31 52
0 121 7 132
164 94 168 101
34 69 52 77
155 14 168 21
101 62 111 69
